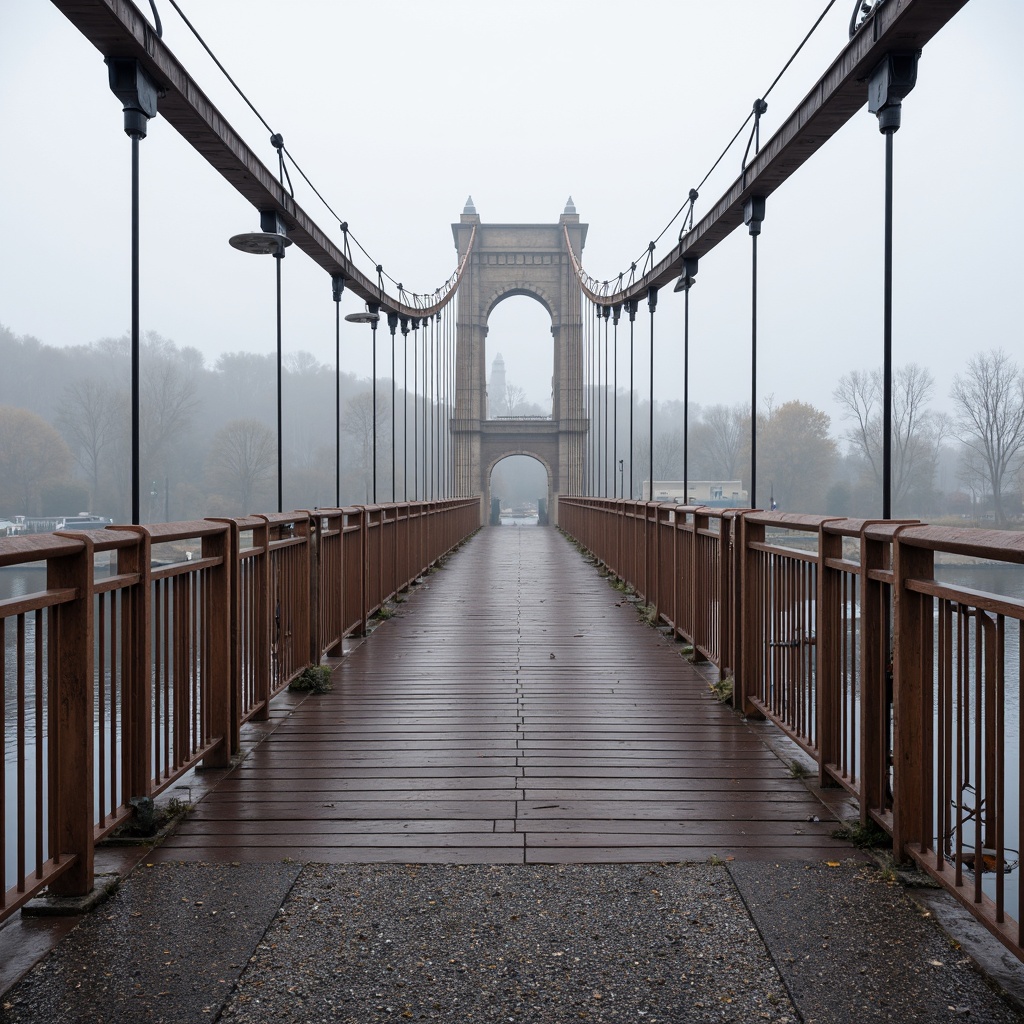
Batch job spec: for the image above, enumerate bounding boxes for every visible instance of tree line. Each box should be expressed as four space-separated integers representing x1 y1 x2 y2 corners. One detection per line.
585 351 1024 524
1 321 1022 526
0 325 436 522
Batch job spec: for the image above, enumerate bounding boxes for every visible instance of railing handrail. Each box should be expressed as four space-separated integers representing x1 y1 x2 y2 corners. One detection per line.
558 494 1024 962
1 497 479 921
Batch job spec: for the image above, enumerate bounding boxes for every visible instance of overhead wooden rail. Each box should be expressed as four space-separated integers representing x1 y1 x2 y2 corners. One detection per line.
566 0 971 307
48 0 474 320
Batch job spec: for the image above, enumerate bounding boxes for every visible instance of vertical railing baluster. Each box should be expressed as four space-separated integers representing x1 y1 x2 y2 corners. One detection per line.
47 535 94 897
891 530 933 860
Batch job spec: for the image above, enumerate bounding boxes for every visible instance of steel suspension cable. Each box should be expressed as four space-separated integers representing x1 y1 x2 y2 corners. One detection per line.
164 0 470 310
570 0 839 294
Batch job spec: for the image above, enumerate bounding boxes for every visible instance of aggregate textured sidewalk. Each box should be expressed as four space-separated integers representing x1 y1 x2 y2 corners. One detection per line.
2 860 1021 1022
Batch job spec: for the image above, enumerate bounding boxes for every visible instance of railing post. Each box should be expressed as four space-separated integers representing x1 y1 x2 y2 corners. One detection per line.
46 535 94 897
860 523 889 825
817 520 844 786
361 506 370 635
255 517 272 720
201 524 231 768
210 517 243 753
891 529 934 860
119 526 153 804
307 511 322 664
251 517 272 721
671 506 680 639
737 511 765 718
690 509 710 663
717 512 734 684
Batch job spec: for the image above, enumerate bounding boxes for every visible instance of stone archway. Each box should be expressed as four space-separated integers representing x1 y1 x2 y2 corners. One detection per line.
486 452 553 525
451 197 588 525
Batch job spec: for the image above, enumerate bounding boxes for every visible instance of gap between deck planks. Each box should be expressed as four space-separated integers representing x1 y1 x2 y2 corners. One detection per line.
155 525 858 865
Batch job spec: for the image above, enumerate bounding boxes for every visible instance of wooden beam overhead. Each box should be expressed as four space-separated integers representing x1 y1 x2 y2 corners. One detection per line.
49 0 465 318
571 0 971 306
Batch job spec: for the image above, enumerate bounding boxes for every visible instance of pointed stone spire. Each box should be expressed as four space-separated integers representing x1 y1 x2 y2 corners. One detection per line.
563 196 577 215
463 195 477 215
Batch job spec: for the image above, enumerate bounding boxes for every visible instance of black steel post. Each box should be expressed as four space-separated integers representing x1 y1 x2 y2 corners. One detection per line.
612 306 620 498
647 287 658 501
683 284 690 505
628 300 637 500
675 256 698 506
402 318 409 501
750 232 757 511
388 313 398 502
743 198 766 509
131 133 141 524
883 129 894 520
332 275 345 509
372 321 378 504
868 50 919 519
274 252 283 513
598 305 606 497
108 59 157 525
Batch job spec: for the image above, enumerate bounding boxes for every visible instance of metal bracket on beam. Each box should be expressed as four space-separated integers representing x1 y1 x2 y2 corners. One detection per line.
106 58 158 138
744 197 766 237
673 256 699 294
868 51 921 133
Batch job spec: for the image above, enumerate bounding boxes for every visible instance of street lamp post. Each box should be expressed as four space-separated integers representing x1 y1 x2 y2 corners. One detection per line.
332 274 346 508
674 255 699 508
345 308 382 503
229 213 293 513
868 51 919 521
106 58 158 525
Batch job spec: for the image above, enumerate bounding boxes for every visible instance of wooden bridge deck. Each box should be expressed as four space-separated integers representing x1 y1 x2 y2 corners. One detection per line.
157 525 855 864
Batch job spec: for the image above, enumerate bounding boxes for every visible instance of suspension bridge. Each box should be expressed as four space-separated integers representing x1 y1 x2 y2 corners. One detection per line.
3 0 1024 1018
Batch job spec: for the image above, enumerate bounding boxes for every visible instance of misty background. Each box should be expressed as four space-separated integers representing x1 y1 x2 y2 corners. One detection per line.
1 1 1022 525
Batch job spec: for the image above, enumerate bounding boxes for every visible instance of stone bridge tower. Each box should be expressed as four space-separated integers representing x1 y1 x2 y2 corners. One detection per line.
451 197 588 524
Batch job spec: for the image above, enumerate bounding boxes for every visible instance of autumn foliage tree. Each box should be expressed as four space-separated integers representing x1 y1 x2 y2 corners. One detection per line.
0 406 74 515
754 400 838 513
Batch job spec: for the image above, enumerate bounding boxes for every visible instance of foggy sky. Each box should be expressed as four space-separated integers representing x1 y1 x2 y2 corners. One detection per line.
2 1 1021 429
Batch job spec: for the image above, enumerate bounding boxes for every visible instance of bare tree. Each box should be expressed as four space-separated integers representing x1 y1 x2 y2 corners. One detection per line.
141 349 199 468
834 363 944 513
504 382 528 416
205 418 276 513
342 391 391 500
691 403 746 480
57 378 121 508
951 349 1024 526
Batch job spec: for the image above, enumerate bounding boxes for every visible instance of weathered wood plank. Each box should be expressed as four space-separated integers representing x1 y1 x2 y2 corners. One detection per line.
156 527 858 864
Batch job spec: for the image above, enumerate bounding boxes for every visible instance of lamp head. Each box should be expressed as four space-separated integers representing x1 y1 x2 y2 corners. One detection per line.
345 310 380 325
228 232 291 256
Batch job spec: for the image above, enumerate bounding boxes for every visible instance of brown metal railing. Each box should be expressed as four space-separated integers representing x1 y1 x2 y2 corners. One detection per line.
1 498 477 922
560 496 1024 960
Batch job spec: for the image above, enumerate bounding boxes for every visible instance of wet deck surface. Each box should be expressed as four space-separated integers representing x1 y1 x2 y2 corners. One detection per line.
157 525 854 864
